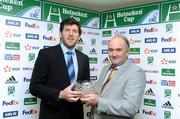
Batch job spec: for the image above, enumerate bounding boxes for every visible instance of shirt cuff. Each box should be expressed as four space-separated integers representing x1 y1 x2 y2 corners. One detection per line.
97 97 108 113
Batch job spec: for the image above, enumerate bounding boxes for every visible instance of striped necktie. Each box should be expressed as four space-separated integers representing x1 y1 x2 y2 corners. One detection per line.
101 66 117 93
67 51 75 84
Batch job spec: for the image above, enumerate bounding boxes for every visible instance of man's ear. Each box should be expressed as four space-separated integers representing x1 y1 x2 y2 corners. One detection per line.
126 48 130 56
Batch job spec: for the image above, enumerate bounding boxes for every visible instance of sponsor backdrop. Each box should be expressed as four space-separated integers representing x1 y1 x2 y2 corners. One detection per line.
0 14 101 119
0 0 180 119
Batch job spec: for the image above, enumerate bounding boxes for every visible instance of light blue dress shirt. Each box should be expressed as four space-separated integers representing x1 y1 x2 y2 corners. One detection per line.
60 43 78 83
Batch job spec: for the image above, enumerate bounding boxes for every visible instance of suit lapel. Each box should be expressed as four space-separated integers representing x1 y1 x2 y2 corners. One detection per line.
98 64 111 95
53 44 70 83
75 50 82 81
101 60 132 95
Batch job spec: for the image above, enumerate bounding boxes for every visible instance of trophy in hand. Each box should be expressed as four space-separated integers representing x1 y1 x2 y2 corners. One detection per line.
73 80 97 94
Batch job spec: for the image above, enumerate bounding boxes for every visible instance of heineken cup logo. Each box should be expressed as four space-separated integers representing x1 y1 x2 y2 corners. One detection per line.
47 6 62 22
104 13 117 28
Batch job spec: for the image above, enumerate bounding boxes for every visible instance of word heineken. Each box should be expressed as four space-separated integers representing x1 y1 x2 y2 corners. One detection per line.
63 8 88 22
62 8 87 18
117 9 143 23
0 0 23 12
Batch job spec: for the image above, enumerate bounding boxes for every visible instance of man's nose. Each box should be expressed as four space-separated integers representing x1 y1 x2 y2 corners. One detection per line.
69 30 73 35
112 51 117 56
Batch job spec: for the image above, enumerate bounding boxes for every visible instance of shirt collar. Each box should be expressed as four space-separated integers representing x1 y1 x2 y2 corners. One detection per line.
60 42 76 55
111 64 120 70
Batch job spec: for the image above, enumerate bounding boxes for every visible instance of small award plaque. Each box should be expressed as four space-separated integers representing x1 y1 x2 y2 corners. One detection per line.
73 80 97 94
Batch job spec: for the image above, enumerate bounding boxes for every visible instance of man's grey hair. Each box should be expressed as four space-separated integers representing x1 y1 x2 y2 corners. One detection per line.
111 34 130 48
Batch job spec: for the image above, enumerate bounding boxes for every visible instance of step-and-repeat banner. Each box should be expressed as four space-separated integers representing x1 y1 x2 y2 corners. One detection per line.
0 14 101 119
100 22 180 119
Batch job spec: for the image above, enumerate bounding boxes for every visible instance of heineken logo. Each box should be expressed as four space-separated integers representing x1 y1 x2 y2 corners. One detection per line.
162 68 175 76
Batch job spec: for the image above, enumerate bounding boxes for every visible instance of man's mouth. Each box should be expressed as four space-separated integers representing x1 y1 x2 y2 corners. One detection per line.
68 38 73 40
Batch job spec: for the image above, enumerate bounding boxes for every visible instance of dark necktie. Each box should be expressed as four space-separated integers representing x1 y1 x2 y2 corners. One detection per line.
67 51 75 84
101 66 117 93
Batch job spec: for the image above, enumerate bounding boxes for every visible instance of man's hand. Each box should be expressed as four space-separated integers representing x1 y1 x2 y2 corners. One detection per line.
80 93 99 106
59 84 82 102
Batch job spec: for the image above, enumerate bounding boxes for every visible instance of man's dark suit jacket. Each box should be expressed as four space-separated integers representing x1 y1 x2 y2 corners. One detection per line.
29 44 90 119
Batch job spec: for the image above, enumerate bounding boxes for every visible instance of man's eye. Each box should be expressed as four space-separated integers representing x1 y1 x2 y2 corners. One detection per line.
73 30 78 33
64 29 69 32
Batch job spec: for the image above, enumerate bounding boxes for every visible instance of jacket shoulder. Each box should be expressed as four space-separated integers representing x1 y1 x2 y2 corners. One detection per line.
76 49 88 58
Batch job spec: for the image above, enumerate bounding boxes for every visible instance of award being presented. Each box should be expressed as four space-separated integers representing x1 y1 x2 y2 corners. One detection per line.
73 80 97 94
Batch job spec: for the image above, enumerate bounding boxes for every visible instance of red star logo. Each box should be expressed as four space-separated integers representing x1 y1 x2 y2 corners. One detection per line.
25 44 32 50
144 48 151 54
4 65 11 72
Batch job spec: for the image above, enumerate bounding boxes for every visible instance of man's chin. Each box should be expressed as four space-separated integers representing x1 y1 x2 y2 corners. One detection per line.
112 61 121 65
67 44 75 49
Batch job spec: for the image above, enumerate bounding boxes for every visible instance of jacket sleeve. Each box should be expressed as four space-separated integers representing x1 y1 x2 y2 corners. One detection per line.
29 49 60 103
97 67 146 117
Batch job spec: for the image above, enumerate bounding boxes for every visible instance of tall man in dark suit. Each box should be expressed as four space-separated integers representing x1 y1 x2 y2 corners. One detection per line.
29 18 90 119
81 34 146 119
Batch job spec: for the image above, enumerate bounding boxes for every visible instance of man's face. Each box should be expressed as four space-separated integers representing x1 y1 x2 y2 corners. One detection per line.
108 38 129 65
60 25 80 48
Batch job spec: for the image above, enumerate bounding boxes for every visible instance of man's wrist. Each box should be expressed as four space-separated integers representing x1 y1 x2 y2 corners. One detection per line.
58 91 63 99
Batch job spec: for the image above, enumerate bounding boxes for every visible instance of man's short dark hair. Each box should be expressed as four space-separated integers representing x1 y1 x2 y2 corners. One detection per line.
60 18 82 35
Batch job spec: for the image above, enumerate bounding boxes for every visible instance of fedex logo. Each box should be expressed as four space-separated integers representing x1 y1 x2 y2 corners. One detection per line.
144 27 158 33
2 100 19 106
